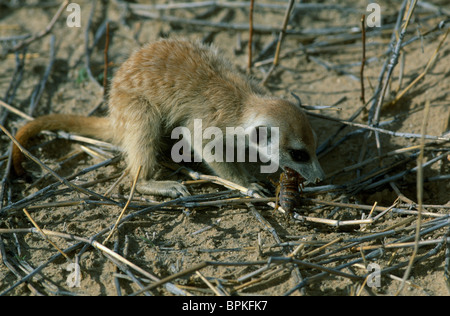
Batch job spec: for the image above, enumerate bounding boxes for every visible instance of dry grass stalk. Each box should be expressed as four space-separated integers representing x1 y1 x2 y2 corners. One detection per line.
22 209 70 261
387 28 449 107
104 166 142 243
1 0 69 56
247 0 255 72
0 226 186 295
396 99 431 295
360 14 367 103
308 111 450 142
261 0 296 85
445 242 450 293
0 99 34 121
196 270 226 296
372 0 418 155
104 170 130 197
49 131 119 151
234 265 287 293
84 0 104 92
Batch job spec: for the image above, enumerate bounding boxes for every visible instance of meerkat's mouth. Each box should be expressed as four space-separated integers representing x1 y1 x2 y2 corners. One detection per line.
282 165 326 187
280 166 308 185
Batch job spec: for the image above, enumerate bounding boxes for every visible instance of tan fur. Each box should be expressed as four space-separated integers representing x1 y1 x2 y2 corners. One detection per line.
13 39 324 197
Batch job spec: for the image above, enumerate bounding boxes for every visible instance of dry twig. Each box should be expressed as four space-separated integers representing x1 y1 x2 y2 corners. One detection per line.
387 28 449 107
396 99 430 295
247 0 255 72
104 166 141 243
261 0 295 85
1 0 69 57
360 14 366 104
23 209 70 261
372 0 418 155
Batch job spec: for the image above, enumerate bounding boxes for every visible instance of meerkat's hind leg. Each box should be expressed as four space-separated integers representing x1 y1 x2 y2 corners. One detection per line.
131 150 191 198
132 161 190 197
136 179 190 198
134 152 190 198
118 112 191 198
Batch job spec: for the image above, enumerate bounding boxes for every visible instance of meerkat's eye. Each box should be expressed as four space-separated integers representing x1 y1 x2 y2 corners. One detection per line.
289 149 310 163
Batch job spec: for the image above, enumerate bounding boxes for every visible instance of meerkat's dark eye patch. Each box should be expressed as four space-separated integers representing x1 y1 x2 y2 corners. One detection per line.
289 149 310 163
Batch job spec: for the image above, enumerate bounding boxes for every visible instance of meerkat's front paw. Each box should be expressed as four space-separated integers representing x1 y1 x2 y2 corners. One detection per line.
137 180 190 198
247 182 270 197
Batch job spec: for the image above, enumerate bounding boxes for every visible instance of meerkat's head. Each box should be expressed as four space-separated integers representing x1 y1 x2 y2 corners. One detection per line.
244 97 325 184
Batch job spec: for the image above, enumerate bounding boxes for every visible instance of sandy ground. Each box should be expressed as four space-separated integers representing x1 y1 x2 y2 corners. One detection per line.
0 0 449 296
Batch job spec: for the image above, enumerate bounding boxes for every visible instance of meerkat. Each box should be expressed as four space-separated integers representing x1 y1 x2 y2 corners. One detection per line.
12 39 324 198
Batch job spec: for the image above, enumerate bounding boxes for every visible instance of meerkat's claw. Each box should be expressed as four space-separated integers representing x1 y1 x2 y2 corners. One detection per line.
247 182 270 197
137 180 190 198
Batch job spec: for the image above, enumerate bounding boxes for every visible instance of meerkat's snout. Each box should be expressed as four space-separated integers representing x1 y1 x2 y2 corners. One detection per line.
288 127 325 184
309 158 325 183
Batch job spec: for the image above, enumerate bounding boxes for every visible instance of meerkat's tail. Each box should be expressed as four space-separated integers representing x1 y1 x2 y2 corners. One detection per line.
12 114 111 176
